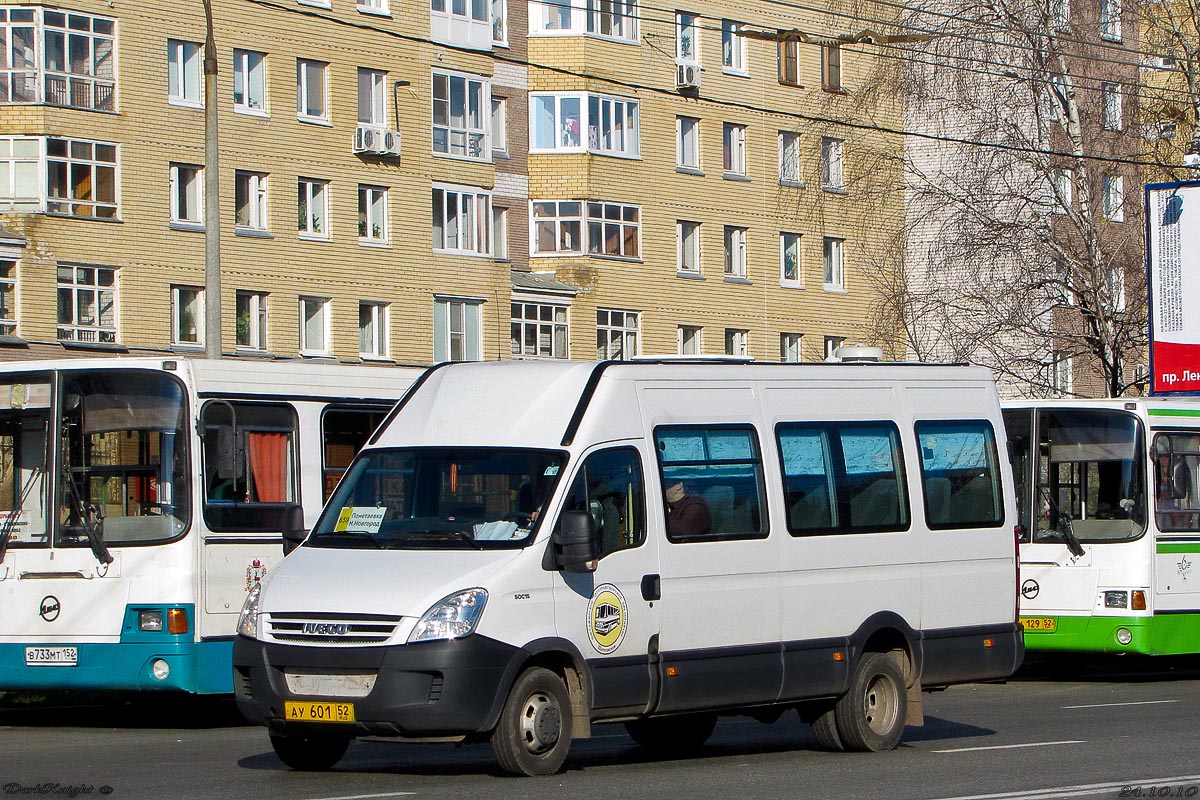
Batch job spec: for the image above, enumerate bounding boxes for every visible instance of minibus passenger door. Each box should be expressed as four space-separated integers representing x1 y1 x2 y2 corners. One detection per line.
551 446 661 716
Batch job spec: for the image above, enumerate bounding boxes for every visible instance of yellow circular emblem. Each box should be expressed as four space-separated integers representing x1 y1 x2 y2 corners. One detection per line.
587 584 627 654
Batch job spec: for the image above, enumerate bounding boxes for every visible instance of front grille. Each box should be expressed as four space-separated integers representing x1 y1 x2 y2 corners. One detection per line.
265 612 403 645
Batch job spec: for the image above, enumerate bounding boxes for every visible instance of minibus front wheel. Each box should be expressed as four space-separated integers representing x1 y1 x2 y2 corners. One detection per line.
834 652 906 752
490 667 573 776
269 731 351 771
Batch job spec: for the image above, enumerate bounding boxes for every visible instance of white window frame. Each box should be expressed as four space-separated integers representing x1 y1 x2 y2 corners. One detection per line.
587 201 640 259
677 220 701 274
821 136 844 190
359 301 389 358
296 58 329 123
235 171 269 232
723 122 746 177
823 236 845 290
722 20 746 74
530 92 639 157
0 8 39 105
359 184 389 244
1103 174 1125 222
298 178 330 239
780 232 802 287
493 205 509 260
431 0 492 49
678 324 701 355
511 298 571 360
171 284 205 346
492 0 508 44
169 163 204 227
723 225 747 278
1051 0 1070 29
491 96 508 155
41 9 116 112
57 263 117 343
233 49 267 115
1050 352 1073 395
299 295 331 356
0 260 16 336
432 70 490 161
676 11 699 64
824 335 845 360
778 131 801 185
1099 0 1121 40
531 200 585 255
1101 81 1122 131
236 290 269 351
725 328 748 357
780 332 802 362
597 308 639 360
167 39 202 107
358 0 390 15
433 183 492 255
0 137 43 212
586 0 637 40
434 296 483 362
677 116 700 170
46 137 119 219
358 68 387 125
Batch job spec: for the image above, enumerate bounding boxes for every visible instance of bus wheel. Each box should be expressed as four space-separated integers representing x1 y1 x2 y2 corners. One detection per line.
834 652 906 752
490 667 573 776
624 712 717 754
269 731 350 770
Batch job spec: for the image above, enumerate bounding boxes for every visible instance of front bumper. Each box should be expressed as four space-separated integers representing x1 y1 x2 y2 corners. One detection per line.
232 634 525 737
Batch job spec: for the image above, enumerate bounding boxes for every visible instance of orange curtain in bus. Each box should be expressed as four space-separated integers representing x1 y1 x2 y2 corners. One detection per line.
247 432 289 502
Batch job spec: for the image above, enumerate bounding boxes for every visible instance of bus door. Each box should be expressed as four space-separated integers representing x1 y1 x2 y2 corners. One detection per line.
1151 431 1200 609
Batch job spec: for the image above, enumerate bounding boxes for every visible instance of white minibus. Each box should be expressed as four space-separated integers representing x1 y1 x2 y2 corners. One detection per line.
234 360 1023 775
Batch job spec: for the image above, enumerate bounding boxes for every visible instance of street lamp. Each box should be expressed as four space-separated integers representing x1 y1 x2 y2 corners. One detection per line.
202 0 222 359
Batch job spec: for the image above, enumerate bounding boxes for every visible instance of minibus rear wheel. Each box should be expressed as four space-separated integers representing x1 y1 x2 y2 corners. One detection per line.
807 707 845 751
624 712 717 753
490 667 573 776
833 652 906 752
269 731 350 771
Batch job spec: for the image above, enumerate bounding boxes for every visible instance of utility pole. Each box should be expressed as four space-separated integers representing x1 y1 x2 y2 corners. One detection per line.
202 0 222 358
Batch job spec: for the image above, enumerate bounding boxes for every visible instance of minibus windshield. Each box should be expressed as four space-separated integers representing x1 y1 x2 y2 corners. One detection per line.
308 447 565 550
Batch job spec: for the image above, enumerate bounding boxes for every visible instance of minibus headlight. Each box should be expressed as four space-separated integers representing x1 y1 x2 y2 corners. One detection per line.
237 583 263 639
409 588 488 643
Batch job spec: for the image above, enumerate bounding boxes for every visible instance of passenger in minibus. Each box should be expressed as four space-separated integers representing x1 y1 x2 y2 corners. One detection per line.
665 480 711 537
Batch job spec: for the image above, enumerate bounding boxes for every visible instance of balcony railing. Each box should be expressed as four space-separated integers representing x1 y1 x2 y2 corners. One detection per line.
44 75 115 112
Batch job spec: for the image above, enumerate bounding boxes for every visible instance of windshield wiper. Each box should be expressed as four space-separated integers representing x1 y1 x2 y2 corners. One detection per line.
1041 486 1086 557
63 470 113 565
0 463 44 563
447 529 483 550
340 529 385 550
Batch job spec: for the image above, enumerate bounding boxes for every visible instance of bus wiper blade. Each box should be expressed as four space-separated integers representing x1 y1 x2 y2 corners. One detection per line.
64 470 112 565
447 529 483 550
1060 518 1086 558
343 529 385 550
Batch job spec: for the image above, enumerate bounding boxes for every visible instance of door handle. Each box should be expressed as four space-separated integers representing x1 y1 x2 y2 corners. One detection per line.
641 574 661 601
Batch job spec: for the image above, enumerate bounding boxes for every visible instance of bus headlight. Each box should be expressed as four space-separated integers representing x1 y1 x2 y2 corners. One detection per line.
408 588 488 643
237 583 263 639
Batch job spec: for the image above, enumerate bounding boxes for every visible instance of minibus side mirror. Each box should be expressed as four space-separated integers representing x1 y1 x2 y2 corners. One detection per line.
281 503 308 555
552 510 598 573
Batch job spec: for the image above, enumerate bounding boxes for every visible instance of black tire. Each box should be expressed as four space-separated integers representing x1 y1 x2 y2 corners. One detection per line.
490 667 573 776
808 706 845 752
833 652 907 752
269 731 350 771
624 712 718 754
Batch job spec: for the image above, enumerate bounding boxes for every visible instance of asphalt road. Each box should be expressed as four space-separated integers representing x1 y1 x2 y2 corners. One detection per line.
3 656 1200 800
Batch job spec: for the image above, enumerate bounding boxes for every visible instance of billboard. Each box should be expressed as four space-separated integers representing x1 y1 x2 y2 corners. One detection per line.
1146 181 1200 395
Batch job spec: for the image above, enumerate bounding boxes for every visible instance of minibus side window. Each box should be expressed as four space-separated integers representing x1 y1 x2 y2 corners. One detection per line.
915 420 1003 529
321 406 387 501
777 421 909 535
655 425 768 542
560 447 645 558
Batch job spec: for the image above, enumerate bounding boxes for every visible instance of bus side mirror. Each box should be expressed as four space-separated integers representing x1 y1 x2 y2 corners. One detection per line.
281 503 308 555
552 510 597 573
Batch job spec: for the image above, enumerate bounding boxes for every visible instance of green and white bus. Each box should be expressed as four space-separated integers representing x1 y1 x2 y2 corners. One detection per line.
1004 398 1200 655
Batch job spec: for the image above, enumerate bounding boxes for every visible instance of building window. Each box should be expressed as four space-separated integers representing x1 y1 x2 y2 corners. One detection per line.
779 131 801 185
493 205 509 259
171 285 204 346
57 263 116 343
824 335 845 360
359 301 389 358
1101 82 1122 131
511 301 569 359
358 68 386 125
676 11 699 63
725 328 748 357
530 92 639 157
433 70 490 160
431 0 492 49
299 296 331 355
296 58 328 122
433 297 483 362
235 171 269 232
780 332 802 362
597 309 639 360
780 232 802 286
433 184 492 255
0 137 40 212
43 10 116 111
298 178 329 238
1051 0 1069 29
358 0 389 14
233 49 267 114
1052 168 1073 214
0 8 37 104
236 290 269 350
491 96 508 155
1050 352 1073 395
532 200 583 254
0 261 16 335
169 163 204 227
588 0 636 39
588 201 640 258
493 0 507 43
678 324 701 355
778 39 800 86
167 40 202 107
47 138 118 219
823 236 845 289
358 185 388 243
723 226 747 278
677 116 700 170
1102 174 1124 222
821 137 844 190
822 43 842 90
723 123 746 177
678 220 701 273
722 20 746 73
1099 0 1120 40
529 0 636 40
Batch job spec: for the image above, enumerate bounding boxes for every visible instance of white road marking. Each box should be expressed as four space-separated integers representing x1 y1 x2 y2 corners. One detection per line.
932 739 1085 754
301 792 416 800
929 774 1200 800
1061 699 1181 709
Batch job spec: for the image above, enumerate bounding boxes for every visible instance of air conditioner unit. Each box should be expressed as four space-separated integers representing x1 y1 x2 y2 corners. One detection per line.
354 124 402 156
675 63 702 91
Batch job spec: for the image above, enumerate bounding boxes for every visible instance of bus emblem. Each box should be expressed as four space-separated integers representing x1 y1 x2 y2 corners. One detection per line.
303 623 349 636
586 584 627 654
39 595 61 622
1021 579 1039 600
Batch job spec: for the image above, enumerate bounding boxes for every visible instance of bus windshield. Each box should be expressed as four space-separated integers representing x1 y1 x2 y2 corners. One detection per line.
308 448 565 550
59 371 190 547
1153 433 1200 533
